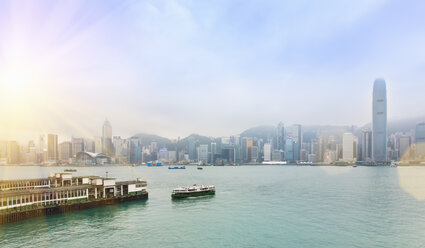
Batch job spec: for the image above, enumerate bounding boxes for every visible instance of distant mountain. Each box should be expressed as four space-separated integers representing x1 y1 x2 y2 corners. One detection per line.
132 133 171 147
240 125 276 140
360 116 425 134
176 134 213 151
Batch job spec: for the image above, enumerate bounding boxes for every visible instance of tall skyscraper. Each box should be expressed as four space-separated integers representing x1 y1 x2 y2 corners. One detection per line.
7 141 20 164
198 144 209 163
415 122 425 158
286 124 302 161
276 122 285 151
47 134 58 161
343 133 355 162
188 137 196 161
102 118 113 155
59 142 73 161
263 143 272 162
372 79 387 162
361 130 372 161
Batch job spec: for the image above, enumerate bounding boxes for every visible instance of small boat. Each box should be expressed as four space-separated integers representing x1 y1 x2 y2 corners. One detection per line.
171 185 215 199
390 161 398 167
197 167 203 170
168 166 186 169
64 169 77 172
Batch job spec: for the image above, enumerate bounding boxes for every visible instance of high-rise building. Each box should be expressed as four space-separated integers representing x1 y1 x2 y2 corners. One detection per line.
277 122 285 151
7 141 20 164
361 130 372 161
94 136 102 153
415 122 425 158
372 79 387 162
343 133 356 162
250 146 258 162
47 134 58 161
27 140 37 163
188 137 196 161
285 138 294 161
59 142 73 161
398 135 411 160
263 143 272 162
102 118 113 155
72 137 84 156
286 124 302 161
198 144 209 163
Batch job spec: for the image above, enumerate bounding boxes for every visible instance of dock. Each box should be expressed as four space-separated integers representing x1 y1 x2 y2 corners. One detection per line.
0 173 148 225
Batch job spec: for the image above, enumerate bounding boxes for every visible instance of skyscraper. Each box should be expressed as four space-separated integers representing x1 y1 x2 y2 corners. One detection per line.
372 79 387 162
276 122 285 151
47 134 58 161
415 122 425 158
343 133 355 162
361 130 372 161
102 118 113 155
263 143 272 162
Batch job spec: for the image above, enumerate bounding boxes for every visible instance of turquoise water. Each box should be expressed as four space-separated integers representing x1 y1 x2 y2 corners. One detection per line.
1 165 425 247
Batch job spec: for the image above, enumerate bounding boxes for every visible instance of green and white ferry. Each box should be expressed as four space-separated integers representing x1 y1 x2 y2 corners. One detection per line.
171 185 215 199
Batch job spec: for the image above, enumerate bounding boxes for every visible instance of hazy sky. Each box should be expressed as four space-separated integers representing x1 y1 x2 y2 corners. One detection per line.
0 0 424 141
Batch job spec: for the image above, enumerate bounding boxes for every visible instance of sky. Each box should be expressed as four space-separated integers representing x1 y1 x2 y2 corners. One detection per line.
0 0 425 141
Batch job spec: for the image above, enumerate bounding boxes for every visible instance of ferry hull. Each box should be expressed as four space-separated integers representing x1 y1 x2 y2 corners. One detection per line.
171 190 215 199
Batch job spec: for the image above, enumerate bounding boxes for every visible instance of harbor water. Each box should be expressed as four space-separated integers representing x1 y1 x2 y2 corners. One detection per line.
1 165 425 247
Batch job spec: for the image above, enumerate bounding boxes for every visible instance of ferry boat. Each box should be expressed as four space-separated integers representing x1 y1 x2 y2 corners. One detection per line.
171 185 215 199
390 161 398 167
168 166 186 169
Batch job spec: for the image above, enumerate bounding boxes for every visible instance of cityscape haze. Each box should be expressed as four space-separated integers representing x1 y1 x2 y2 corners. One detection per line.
2 1 425 247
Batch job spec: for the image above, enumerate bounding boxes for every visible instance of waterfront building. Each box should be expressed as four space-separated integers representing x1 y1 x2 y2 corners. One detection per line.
72 137 85 156
47 134 58 161
26 141 37 163
94 136 102 153
342 133 356 163
222 147 235 163
129 137 142 163
0 173 147 223
398 135 411 160
271 149 281 161
372 79 387 162
59 142 73 162
84 139 95 153
102 118 113 156
113 136 129 163
286 124 302 161
277 122 285 152
250 146 258 163
361 130 373 161
188 137 196 161
168 151 177 162
7 141 20 164
263 143 272 162
285 139 294 161
75 152 111 164
241 137 248 163
211 142 217 164
415 122 425 158
198 144 209 163
158 148 169 162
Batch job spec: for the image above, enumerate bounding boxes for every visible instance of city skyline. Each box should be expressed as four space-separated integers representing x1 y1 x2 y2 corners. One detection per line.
1 1 425 140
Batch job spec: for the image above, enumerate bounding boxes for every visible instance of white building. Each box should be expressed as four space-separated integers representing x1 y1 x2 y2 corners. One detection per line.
343 133 356 163
263 143 272 162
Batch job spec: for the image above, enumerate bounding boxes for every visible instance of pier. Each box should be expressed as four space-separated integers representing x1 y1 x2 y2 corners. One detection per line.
0 173 148 225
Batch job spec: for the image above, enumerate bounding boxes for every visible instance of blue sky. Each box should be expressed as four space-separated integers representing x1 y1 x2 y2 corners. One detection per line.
0 0 424 140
